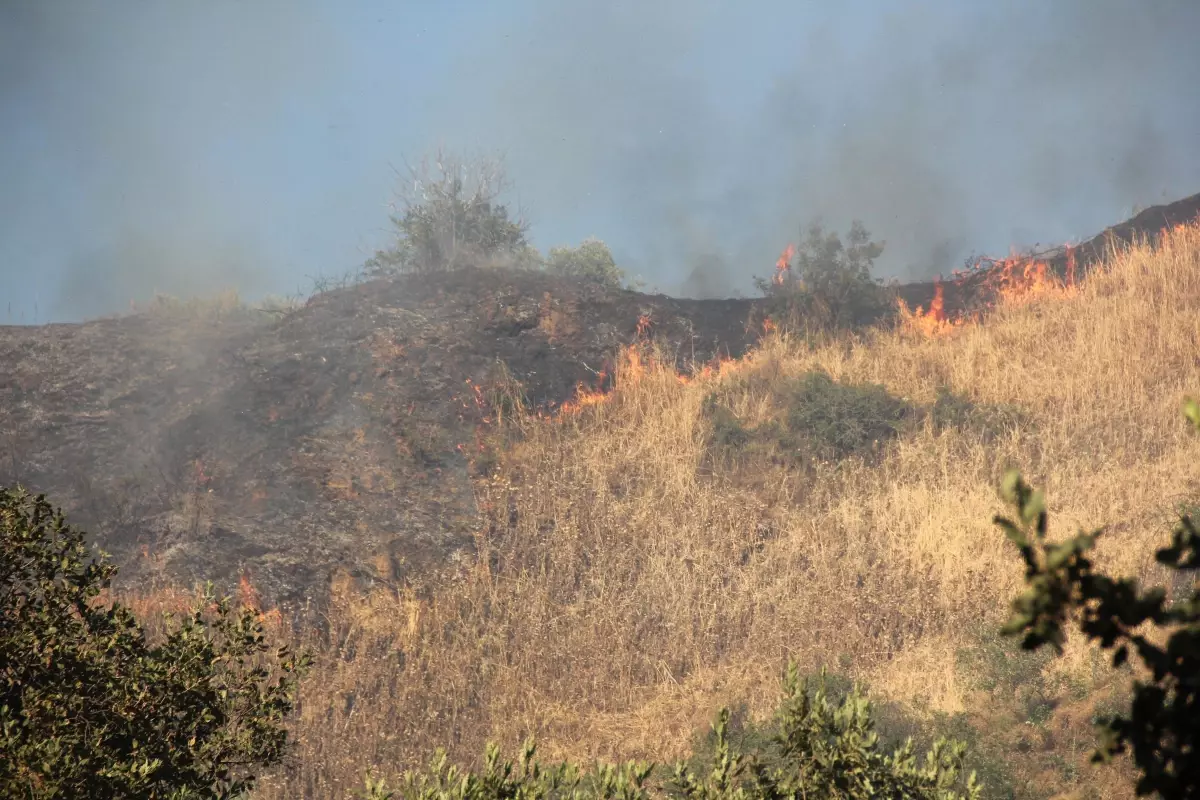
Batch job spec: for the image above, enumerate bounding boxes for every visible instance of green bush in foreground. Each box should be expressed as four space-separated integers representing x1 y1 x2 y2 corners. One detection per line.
359 664 981 800
0 487 309 800
996 396 1200 799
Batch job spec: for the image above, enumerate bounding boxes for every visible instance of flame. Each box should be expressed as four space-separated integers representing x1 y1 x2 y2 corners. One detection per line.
772 244 796 287
238 572 262 611
237 572 283 630
900 238 1090 339
897 279 964 338
636 313 653 338
553 341 738 417
981 253 1076 306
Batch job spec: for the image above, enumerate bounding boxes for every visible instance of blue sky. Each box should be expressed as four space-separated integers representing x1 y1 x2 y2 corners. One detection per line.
2 1 1199 322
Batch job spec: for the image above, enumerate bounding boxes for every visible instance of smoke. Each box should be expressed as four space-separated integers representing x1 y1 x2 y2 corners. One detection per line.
0 1 348 321
428 0 1200 297
2 1 1198 317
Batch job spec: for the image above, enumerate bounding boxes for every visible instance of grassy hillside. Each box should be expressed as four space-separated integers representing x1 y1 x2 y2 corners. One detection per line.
119 222 1200 799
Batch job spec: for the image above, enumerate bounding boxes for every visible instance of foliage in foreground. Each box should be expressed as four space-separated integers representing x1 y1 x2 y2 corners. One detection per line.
0 487 308 800
996 396 1200 799
358 664 980 800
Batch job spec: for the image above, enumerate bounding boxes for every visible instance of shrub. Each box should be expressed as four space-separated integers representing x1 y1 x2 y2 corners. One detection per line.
780 370 914 461
366 151 530 275
756 221 894 333
994 396 1200 799
544 238 627 289
703 371 916 467
927 385 1028 444
0 486 308 800
358 662 981 800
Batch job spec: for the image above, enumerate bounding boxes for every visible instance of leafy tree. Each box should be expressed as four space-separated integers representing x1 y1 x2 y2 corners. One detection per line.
0 487 308 800
756 221 892 332
994 397 1200 799
366 151 530 275
358 662 980 800
545 237 627 289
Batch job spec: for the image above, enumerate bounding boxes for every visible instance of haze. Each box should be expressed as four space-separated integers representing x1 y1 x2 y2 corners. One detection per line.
2 0 1198 322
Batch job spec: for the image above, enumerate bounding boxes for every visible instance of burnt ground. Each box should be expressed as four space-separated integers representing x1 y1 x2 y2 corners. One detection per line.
0 268 757 606
3 191 1198 606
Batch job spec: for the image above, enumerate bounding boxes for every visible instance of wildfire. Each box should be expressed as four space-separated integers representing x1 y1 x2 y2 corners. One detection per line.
981 253 1074 306
899 240 1086 339
238 572 283 630
772 244 796 287
553 339 739 417
636 313 653 338
896 279 964 338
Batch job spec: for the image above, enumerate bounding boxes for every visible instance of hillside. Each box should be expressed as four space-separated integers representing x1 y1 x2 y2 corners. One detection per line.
0 268 757 604
246 214 1197 799
2 195 1199 609
3 195 1200 798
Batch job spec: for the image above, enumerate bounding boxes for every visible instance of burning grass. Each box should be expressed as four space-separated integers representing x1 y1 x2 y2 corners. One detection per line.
114 223 1200 799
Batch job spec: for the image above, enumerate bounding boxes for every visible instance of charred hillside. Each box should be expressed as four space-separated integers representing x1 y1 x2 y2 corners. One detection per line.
2 191 1198 607
0 268 757 605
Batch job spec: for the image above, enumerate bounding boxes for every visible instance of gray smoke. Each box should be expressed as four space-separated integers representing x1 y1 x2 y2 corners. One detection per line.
3 1 1198 317
427 0 1200 296
0 1 349 321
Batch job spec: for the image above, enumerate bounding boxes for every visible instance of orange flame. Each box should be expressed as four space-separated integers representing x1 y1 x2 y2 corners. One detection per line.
983 255 1072 306
237 572 283 630
553 342 737 417
636 313 653 338
900 237 1090 339
897 278 964 338
772 244 796 287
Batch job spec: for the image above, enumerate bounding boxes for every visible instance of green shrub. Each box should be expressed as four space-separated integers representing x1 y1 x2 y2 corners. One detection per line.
780 370 914 461
756 221 894 333
0 487 308 800
366 151 530 275
545 237 627 289
703 372 916 467
358 662 981 800
994 396 1200 798
928 386 1028 444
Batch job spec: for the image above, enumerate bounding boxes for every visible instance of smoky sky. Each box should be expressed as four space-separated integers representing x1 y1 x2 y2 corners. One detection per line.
2 1 1199 320
432 0 1200 297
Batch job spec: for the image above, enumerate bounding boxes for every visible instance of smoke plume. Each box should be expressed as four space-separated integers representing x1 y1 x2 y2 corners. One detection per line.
428 0 1200 296
2 0 1198 316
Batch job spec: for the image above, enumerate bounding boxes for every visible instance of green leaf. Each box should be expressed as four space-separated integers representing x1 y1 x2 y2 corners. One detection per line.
999 469 1023 504
995 518 1028 548
1021 489 1046 529
1183 395 1200 430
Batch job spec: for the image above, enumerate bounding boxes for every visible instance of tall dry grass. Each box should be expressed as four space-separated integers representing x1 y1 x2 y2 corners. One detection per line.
176 225 1199 798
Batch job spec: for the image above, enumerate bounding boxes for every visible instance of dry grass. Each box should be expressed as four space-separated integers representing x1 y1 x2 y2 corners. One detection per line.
117 225 1200 799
